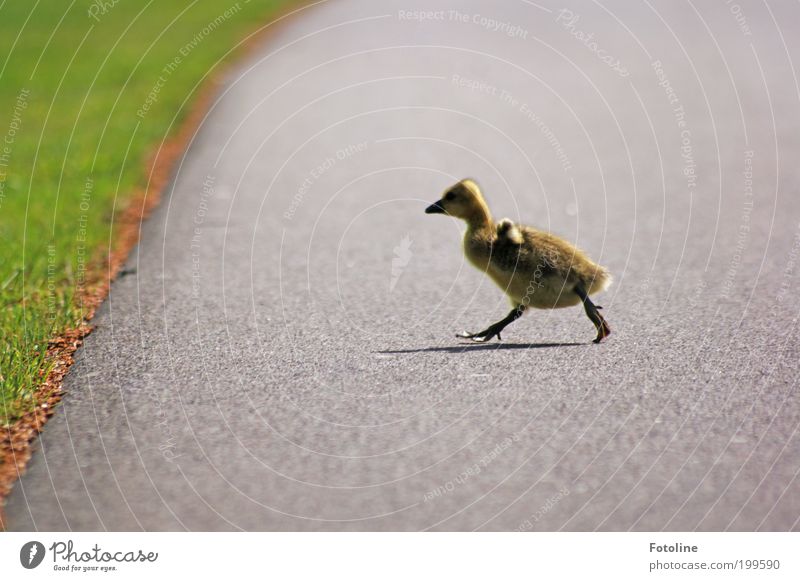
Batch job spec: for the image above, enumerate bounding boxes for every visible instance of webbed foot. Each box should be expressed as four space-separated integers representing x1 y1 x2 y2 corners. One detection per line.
592 317 611 343
456 327 503 342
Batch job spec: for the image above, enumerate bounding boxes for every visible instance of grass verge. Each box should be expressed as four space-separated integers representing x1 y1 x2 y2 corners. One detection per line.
0 0 298 513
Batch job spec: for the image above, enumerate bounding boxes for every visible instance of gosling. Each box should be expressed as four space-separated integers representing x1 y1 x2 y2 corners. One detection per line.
425 178 612 343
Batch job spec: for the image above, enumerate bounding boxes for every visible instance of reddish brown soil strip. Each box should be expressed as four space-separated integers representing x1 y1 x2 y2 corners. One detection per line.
0 1 310 529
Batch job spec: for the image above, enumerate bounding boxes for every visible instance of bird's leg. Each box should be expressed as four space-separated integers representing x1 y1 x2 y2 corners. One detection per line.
574 285 611 343
458 305 526 343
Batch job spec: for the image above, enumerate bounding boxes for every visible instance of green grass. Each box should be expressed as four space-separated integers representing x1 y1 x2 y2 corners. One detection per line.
0 0 295 425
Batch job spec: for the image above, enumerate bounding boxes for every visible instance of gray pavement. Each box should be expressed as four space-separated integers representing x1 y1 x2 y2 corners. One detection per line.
6 0 800 531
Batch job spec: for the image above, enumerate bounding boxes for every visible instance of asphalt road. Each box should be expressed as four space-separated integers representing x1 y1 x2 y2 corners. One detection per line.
7 0 800 531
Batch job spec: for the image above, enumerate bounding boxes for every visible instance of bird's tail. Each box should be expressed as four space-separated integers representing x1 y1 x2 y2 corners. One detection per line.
588 266 612 295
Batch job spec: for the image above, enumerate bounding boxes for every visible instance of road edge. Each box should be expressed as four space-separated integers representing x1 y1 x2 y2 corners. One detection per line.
0 0 318 529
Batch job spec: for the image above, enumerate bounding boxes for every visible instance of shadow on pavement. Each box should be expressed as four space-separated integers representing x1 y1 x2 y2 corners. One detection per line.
377 342 584 354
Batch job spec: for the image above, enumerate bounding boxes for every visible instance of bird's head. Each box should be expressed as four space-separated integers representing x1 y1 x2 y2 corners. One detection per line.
425 178 487 221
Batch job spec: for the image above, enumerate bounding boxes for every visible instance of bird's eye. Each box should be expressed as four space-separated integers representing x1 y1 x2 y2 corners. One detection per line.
445 192 456 201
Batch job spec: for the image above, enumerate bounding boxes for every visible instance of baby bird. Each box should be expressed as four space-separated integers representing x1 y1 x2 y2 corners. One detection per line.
425 178 612 343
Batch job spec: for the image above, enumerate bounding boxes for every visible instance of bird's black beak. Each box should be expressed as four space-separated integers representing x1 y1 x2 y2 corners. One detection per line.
425 201 446 214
